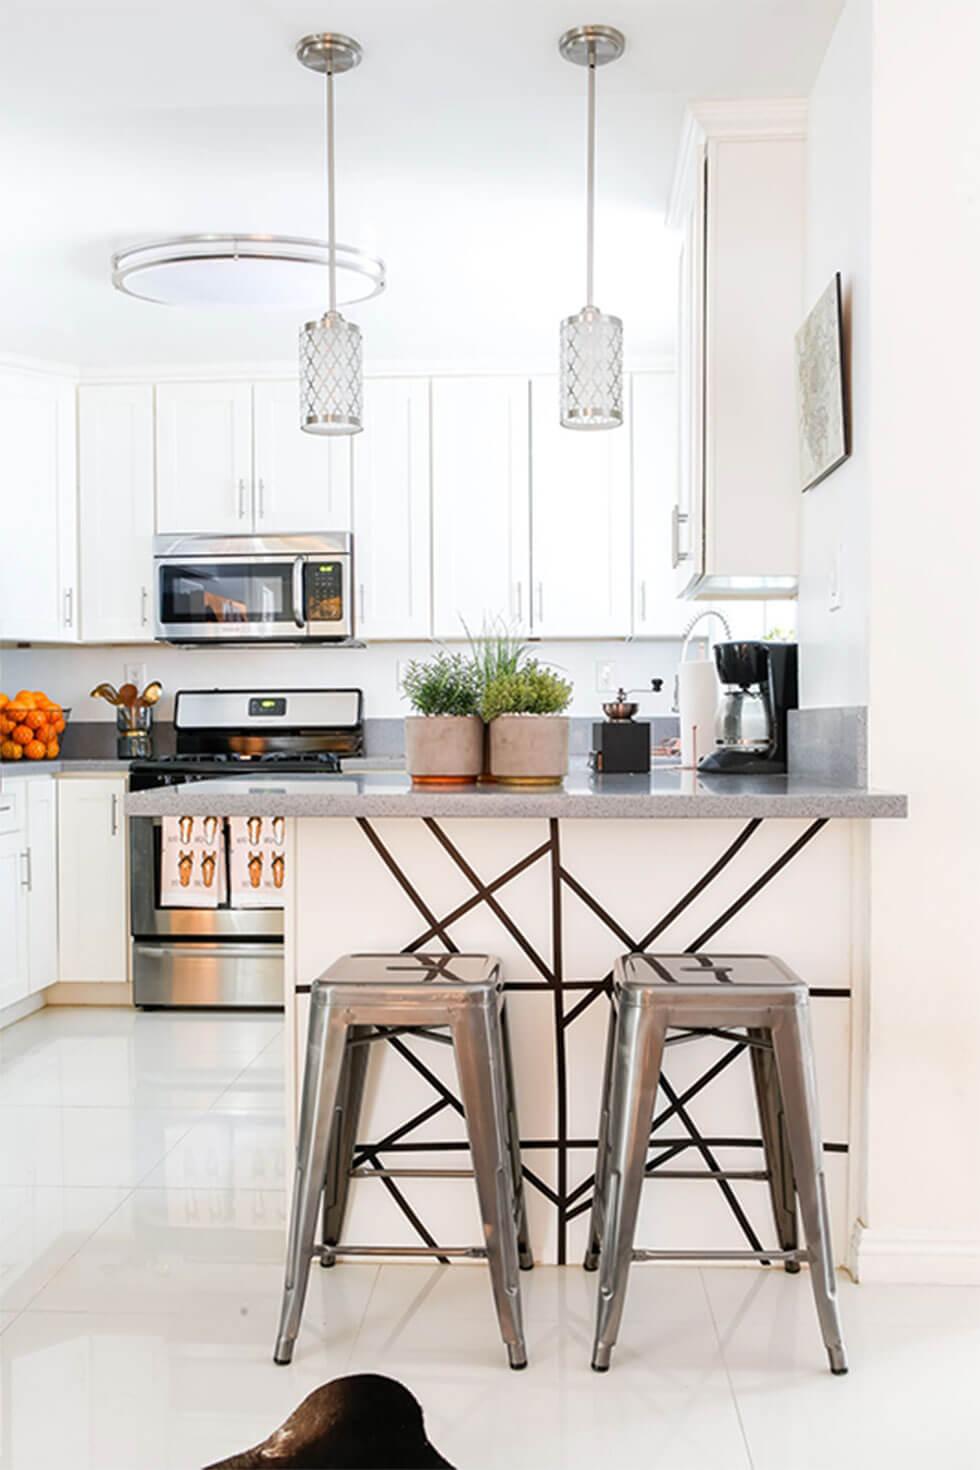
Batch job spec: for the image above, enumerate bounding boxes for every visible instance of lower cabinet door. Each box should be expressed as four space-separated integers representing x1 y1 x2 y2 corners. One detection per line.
26 777 59 992
0 831 30 1011
57 777 128 984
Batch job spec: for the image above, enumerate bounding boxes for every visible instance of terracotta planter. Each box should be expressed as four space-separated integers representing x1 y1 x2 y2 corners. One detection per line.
404 715 483 785
488 715 570 786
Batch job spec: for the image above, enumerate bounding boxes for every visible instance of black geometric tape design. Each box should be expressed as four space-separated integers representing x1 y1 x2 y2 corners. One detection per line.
296 815 847 1263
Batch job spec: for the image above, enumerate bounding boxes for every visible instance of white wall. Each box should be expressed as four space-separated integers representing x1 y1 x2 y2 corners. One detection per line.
798 0 871 709
854 0 980 1282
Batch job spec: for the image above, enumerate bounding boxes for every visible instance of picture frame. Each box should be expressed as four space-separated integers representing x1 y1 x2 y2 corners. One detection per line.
796 272 849 492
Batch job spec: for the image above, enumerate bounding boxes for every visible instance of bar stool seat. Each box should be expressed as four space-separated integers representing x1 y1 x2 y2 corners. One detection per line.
274 952 532 1370
585 952 847 1376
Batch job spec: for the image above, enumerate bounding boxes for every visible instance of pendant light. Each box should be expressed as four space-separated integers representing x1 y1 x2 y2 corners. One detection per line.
297 33 365 436
558 25 625 431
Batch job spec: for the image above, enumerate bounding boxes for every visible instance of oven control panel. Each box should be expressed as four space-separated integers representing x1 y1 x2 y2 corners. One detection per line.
248 697 287 718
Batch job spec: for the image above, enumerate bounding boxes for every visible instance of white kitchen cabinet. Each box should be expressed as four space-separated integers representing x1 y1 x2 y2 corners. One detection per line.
667 101 805 599
156 381 252 534
0 370 77 642
57 777 128 985
0 828 30 1011
631 373 689 636
529 377 631 639
432 377 530 639
253 380 351 532
3 776 59 995
78 384 156 641
353 378 431 639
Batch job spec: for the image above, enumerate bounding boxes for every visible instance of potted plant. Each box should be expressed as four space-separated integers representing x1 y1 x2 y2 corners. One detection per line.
401 651 483 785
482 661 573 786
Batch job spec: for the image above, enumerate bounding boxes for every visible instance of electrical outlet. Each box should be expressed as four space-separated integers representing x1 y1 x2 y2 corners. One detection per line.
123 661 147 692
595 660 616 693
828 546 843 613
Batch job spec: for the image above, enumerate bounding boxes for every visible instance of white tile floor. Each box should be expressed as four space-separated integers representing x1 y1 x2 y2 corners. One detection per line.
1 1007 978 1469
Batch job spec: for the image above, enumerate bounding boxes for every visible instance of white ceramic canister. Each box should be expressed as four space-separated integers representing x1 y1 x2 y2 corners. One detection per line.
677 659 720 769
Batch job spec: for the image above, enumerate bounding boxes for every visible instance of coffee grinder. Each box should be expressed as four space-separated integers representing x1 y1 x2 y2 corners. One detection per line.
698 642 798 775
590 680 663 774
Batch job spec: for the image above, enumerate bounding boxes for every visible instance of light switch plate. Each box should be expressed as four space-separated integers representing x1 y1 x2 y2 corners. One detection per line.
123 661 147 692
595 660 617 693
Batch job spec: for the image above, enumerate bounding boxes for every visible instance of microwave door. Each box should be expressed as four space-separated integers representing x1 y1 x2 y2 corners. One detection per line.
157 559 297 641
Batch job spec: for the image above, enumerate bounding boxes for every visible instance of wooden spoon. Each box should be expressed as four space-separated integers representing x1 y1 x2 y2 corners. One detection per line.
90 683 121 705
139 681 162 708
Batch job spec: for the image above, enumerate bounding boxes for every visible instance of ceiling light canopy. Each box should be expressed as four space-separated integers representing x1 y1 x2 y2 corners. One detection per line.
111 235 384 309
559 24 625 431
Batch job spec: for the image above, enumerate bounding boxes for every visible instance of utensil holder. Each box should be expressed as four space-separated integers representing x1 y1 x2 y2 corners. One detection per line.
116 706 153 760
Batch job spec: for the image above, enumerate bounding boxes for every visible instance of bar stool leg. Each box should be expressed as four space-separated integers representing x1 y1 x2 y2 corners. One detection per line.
748 1025 800 1272
770 1002 848 1375
452 1002 528 1370
591 1004 666 1372
584 993 618 1272
274 992 350 1365
500 1004 533 1271
321 1024 371 1267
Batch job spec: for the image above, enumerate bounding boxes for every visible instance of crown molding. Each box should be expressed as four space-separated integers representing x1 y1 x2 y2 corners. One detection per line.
667 97 808 228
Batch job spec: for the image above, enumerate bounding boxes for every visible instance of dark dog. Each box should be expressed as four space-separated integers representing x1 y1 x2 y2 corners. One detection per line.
202 1373 455 1469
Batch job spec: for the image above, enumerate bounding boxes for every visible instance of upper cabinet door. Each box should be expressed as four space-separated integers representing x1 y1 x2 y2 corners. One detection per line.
353 378 431 640
253 381 352 533
432 377 530 639
0 371 77 643
155 381 252 534
631 373 689 636
529 376 631 639
79 384 155 642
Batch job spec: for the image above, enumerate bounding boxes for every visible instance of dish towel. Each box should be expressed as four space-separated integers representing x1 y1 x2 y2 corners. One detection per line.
160 815 226 907
229 815 286 908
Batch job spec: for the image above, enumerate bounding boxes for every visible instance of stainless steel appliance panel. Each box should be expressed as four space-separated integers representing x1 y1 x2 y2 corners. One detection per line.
133 941 284 1008
129 817 283 940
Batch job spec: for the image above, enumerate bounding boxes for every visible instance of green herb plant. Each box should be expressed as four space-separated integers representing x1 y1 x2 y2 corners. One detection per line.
401 651 480 717
481 662 573 723
464 617 528 694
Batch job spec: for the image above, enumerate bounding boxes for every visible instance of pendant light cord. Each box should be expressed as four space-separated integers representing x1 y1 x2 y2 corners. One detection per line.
325 64 337 314
586 44 596 307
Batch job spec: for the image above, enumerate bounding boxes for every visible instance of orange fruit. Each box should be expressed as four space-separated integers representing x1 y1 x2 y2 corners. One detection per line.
53 716 65 734
0 694 8 710
25 710 46 730
0 739 17 759
12 725 33 746
25 740 46 760
35 723 52 744
13 691 36 710
46 739 59 758
0 717 12 736
3 742 22 760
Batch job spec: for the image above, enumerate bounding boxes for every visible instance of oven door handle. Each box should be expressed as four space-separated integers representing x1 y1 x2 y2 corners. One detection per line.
292 558 307 631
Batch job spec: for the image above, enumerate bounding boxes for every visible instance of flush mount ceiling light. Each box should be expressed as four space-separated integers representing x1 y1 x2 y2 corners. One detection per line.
111 235 384 309
558 24 625 431
296 32 366 437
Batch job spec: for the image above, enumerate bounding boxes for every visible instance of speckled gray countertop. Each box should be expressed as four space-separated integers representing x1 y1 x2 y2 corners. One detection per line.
125 768 907 820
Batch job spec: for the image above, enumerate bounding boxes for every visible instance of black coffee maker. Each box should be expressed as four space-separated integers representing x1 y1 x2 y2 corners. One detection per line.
698 641 798 775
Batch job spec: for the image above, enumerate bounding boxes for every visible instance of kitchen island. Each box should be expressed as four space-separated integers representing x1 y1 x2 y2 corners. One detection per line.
127 770 905 1265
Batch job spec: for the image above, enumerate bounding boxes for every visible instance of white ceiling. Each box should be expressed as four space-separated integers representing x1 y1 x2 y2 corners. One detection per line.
0 0 843 371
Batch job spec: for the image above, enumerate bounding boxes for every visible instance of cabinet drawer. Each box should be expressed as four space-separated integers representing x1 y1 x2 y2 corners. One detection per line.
0 783 24 836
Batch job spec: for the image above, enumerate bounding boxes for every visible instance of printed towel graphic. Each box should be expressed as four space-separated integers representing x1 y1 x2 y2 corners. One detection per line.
229 816 286 908
160 815 226 907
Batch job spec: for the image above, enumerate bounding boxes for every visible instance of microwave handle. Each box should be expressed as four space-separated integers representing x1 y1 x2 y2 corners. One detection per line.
292 559 306 630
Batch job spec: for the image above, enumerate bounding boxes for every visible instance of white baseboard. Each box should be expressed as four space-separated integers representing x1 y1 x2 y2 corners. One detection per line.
0 992 45 1031
850 1222 980 1284
43 981 133 1006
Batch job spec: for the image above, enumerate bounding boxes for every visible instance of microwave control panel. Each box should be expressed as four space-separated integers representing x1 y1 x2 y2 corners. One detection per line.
305 562 343 623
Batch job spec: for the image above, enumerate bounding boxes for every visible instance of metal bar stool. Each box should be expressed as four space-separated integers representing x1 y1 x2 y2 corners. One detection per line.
584 952 847 1376
274 952 532 1370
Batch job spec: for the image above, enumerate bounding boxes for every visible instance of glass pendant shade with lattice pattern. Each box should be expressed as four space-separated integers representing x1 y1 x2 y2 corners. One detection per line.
560 305 623 429
300 309 363 435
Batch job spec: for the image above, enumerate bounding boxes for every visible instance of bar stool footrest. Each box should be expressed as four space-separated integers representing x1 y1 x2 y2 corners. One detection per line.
632 1248 805 1263
315 1244 488 1260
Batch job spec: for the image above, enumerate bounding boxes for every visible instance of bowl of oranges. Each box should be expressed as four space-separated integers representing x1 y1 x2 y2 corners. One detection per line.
0 691 68 761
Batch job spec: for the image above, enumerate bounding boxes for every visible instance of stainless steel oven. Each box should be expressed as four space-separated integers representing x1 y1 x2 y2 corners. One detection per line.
154 533 353 643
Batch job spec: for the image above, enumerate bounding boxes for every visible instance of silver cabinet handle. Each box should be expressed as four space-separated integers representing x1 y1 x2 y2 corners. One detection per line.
110 793 119 837
536 581 544 624
671 506 690 568
257 477 265 520
358 583 365 623
63 587 74 627
237 478 247 519
640 580 647 622
140 586 149 626
514 581 523 623
20 849 31 891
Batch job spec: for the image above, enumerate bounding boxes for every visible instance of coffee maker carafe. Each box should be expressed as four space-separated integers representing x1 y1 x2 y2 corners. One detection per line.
698 641 798 774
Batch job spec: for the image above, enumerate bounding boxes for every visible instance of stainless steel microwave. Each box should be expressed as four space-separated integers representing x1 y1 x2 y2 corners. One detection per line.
154 534 354 644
